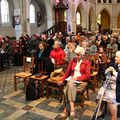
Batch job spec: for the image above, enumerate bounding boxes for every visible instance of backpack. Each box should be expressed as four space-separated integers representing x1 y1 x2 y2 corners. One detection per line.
26 79 41 101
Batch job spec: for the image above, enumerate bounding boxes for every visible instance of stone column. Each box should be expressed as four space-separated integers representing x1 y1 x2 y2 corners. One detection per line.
112 1 117 28
45 0 53 29
14 9 22 40
19 0 31 35
25 0 31 35
101 0 103 3
66 2 75 33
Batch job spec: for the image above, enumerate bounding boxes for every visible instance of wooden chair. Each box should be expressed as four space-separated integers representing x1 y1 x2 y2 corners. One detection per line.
88 54 99 91
30 75 49 97
54 59 69 71
46 79 65 102
14 56 34 91
106 48 112 66
46 59 68 101
46 67 65 102
37 59 48 74
106 48 112 60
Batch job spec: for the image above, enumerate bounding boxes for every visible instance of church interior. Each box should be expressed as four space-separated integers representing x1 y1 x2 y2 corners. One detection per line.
0 0 120 120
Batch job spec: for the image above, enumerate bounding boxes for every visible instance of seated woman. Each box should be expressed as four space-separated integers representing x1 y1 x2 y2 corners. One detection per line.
49 40 66 65
57 46 90 119
64 41 76 62
96 51 120 120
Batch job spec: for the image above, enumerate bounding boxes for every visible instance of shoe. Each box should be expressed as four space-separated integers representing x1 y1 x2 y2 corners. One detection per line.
70 110 75 119
55 112 68 120
95 113 104 120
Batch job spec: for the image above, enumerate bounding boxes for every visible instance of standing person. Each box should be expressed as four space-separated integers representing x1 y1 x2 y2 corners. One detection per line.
57 46 90 119
34 41 54 75
96 51 120 120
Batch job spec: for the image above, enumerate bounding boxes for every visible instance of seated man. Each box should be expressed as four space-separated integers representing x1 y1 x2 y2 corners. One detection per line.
57 46 90 119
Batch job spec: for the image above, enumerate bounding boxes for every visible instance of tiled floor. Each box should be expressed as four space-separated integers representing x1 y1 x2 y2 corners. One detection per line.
0 66 119 120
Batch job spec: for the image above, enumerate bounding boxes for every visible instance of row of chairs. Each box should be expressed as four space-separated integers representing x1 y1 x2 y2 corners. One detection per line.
14 54 100 107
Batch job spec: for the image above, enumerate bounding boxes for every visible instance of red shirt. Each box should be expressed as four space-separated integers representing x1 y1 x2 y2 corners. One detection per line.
62 58 90 82
50 47 66 64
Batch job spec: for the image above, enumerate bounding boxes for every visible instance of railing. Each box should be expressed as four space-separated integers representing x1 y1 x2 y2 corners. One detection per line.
43 25 57 35
43 21 67 35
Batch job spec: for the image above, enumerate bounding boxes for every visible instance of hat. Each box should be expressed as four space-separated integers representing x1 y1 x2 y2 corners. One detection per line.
74 46 85 55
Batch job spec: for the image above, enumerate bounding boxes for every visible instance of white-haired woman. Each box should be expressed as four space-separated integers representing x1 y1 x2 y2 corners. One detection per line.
57 46 90 119
49 40 66 65
96 51 120 120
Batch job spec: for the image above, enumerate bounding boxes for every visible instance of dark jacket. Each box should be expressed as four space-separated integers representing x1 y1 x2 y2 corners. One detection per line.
116 69 120 103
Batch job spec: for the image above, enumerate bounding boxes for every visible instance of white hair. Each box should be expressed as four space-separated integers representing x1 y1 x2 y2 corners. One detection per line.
116 51 120 56
74 46 85 55
54 40 62 46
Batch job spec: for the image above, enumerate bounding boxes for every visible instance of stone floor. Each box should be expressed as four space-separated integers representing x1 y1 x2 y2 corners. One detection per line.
0 66 119 120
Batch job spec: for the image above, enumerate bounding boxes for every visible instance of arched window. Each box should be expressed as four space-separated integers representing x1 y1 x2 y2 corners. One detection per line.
64 11 67 22
29 3 35 23
0 0 9 23
97 14 101 24
76 12 81 25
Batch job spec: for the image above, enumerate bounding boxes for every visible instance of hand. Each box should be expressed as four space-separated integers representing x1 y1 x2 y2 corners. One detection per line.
58 81 64 86
105 67 114 75
51 58 55 64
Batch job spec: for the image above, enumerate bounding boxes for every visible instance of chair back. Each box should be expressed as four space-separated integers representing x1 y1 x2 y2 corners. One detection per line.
88 54 99 73
106 48 112 59
38 59 48 74
54 59 68 72
23 56 34 73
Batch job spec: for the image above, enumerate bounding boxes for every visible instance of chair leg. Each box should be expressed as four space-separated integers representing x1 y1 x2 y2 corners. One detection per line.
46 83 49 99
24 78 27 90
93 77 96 92
86 85 89 100
14 75 17 91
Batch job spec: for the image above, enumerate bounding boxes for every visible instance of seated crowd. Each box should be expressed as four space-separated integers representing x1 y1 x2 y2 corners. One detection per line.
0 31 120 120
0 31 120 74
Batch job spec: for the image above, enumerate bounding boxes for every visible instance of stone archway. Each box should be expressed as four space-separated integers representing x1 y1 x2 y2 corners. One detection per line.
117 12 120 28
76 7 82 33
76 3 85 33
97 9 110 33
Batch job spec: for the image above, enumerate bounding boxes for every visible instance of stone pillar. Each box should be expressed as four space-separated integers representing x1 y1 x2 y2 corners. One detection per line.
101 0 103 3
25 0 31 35
112 1 117 28
45 0 53 29
106 0 109 3
19 0 31 35
66 3 75 33
14 9 22 40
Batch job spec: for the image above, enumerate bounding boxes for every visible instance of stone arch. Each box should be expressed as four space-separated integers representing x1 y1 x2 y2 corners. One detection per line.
97 8 111 32
117 12 120 28
28 0 47 34
76 3 85 30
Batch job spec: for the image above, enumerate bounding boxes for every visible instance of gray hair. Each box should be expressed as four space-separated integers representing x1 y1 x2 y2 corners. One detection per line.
54 40 62 46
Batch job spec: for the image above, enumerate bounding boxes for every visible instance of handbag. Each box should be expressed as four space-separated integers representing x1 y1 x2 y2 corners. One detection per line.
50 68 64 82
